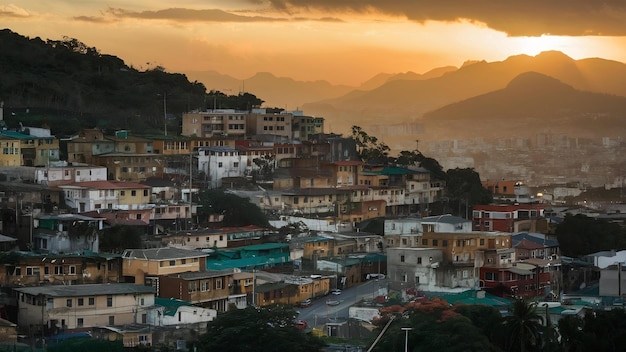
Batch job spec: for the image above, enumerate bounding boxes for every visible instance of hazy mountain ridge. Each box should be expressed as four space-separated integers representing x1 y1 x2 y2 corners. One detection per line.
422 71 626 140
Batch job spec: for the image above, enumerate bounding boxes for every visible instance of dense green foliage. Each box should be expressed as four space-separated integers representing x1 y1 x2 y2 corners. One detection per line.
0 29 264 137
198 304 325 352
195 189 270 227
99 225 143 253
47 338 124 352
555 214 626 257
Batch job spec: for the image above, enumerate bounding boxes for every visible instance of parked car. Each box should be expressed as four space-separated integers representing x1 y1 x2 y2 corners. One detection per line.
295 319 307 330
326 299 340 306
330 289 342 295
299 298 312 308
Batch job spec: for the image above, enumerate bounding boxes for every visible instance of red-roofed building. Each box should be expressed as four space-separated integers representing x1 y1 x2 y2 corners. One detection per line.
472 204 546 233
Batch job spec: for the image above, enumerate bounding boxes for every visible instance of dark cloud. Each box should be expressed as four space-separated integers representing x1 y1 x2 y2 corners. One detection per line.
73 7 342 24
262 0 626 36
102 7 286 23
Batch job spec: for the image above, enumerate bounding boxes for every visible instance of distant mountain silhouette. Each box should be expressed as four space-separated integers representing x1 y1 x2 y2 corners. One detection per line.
302 51 626 135
422 71 626 140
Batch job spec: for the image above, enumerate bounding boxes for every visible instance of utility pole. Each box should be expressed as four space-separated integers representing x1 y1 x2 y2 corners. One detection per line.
163 92 167 136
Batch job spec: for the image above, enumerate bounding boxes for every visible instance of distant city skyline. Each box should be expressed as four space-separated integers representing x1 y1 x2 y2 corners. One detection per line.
3 1 626 86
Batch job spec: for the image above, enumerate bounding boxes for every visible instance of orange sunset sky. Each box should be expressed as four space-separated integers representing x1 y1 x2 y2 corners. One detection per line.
2 1 626 86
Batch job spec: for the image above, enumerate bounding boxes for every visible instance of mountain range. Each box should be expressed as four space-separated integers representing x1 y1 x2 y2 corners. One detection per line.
187 51 626 150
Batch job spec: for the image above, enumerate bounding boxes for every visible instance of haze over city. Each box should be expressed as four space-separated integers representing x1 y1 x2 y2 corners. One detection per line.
3 0 626 86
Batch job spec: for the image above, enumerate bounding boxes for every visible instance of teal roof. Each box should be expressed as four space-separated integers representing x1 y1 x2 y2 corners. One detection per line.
430 290 512 307
206 255 290 270
0 131 36 139
155 297 193 316
240 243 289 251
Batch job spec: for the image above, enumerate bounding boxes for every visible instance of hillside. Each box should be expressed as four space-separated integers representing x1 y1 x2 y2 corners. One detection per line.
422 72 626 140
0 29 207 136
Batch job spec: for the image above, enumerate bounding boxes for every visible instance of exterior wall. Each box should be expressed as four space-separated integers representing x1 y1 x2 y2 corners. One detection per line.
303 238 333 260
159 275 234 306
35 166 108 186
122 257 204 284
1 256 121 286
91 154 164 181
161 233 227 250
16 291 154 330
197 147 247 188
472 204 545 232
181 110 247 138
417 232 512 264
246 111 293 139
599 265 626 297
148 305 216 326
387 247 443 292
0 138 21 166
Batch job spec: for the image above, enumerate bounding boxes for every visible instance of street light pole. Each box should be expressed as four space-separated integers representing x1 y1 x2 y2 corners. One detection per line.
163 92 167 136
402 327 412 352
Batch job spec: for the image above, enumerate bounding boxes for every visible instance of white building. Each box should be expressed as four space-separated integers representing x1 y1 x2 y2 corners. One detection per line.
59 180 151 212
197 146 247 189
149 297 217 327
35 165 107 186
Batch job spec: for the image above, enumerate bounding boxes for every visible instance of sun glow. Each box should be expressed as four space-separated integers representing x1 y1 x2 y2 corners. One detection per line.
513 35 581 57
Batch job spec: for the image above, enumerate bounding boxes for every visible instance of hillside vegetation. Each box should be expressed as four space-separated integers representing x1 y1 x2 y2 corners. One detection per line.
0 29 207 136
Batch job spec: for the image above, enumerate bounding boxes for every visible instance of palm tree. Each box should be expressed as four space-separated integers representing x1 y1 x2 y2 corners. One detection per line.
503 299 544 352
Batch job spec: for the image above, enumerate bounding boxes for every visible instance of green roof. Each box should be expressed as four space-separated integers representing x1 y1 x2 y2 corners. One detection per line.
155 297 193 316
430 290 512 307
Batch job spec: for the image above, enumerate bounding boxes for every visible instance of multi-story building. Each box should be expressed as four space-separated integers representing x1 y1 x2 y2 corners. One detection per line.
33 214 105 254
91 153 165 181
181 109 247 138
15 283 155 334
121 247 209 292
197 146 247 188
0 135 21 166
246 109 293 140
0 252 121 286
472 204 547 232
387 247 443 293
291 113 324 141
159 270 243 312
0 129 60 166
35 165 107 186
59 180 151 213
160 228 228 250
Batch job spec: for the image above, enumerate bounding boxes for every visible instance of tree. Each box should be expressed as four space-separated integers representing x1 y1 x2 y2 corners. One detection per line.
445 168 493 216
503 299 543 352
351 125 391 163
198 304 325 352
99 225 143 253
555 214 626 257
371 298 499 351
195 189 270 227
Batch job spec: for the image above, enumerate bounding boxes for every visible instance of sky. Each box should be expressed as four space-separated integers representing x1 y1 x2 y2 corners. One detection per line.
2 1 626 86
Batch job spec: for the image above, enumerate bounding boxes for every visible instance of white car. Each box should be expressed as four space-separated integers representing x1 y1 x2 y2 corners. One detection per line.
330 289 342 295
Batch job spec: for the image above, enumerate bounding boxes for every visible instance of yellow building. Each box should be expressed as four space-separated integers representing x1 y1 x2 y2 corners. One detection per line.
0 135 21 166
121 248 209 292
0 130 60 166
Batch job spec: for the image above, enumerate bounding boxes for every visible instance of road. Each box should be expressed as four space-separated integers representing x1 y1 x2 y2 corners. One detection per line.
297 278 387 329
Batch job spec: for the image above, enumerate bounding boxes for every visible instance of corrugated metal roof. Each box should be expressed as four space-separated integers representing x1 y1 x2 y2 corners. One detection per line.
15 283 154 296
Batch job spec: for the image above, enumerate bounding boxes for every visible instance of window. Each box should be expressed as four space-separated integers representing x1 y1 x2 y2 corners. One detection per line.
400 255 405 263
442 240 448 247
143 190 148 196
480 239 485 246
422 239 428 245
432 239 439 246
69 266 76 275
131 190 137 196
201 280 209 291
142 314 147 324
14 267 21 276
215 278 223 289
120 190 126 196
26 267 40 276
107 295 113 307
77 318 84 327
109 316 115 325
66 299 72 307
188 282 197 293
78 298 84 306
89 297 95 305
417 257 422 264
169 260 176 266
